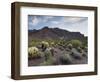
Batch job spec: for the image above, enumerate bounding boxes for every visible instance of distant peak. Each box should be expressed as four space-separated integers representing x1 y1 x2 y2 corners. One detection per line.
54 27 59 29
42 26 49 29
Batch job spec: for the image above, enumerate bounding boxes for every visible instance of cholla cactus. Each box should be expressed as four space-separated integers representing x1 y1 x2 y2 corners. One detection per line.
28 47 39 57
41 41 49 51
42 41 49 47
67 43 73 49
44 48 52 61
51 42 54 46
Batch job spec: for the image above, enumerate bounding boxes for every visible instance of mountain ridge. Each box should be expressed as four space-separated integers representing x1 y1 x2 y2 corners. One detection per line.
28 26 87 42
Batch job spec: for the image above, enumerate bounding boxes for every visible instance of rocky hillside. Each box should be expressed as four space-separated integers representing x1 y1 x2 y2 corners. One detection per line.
28 26 87 42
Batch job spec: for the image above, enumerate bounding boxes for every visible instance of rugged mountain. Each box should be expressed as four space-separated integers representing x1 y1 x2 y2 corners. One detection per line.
28 26 87 42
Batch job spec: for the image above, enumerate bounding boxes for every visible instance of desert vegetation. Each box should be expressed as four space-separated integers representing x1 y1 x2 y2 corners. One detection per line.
28 15 88 66
28 38 88 66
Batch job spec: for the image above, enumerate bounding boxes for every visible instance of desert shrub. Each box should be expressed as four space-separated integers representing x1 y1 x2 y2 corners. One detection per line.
44 48 52 61
77 47 82 53
41 41 49 51
59 54 73 64
82 52 87 57
84 47 88 52
81 42 87 50
82 39 88 47
42 41 49 47
28 47 41 58
54 40 59 46
67 43 73 50
58 40 66 47
50 42 55 47
80 45 85 49
70 49 82 59
50 48 55 56
40 49 55 65
68 40 82 48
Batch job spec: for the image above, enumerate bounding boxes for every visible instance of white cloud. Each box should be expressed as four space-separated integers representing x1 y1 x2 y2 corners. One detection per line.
29 15 88 36
42 16 55 22
51 21 60 24
59 19 88 36
49 17 88 36
44 16 54 19
64 17 86 23
32 16 40 26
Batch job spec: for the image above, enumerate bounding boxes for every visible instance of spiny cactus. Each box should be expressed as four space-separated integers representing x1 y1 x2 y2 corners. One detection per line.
41 41 49 51
28 47 40 58
50 42 55 47
67 43 73 50
44 48 52 61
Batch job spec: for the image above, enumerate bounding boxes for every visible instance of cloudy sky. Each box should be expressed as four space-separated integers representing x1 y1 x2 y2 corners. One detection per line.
28 15 88 36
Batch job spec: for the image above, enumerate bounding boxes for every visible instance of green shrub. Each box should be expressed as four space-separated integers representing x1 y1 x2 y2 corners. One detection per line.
68 40 82 48
28 47 40 58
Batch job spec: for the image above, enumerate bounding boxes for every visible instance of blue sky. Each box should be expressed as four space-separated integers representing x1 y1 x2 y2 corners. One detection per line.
28 15 88 36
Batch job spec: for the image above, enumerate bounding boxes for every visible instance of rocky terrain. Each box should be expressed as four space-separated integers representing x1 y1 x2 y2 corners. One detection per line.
28 26 88 66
